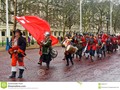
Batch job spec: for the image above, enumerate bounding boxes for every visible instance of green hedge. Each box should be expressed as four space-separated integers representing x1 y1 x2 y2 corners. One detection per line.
0 42 6 46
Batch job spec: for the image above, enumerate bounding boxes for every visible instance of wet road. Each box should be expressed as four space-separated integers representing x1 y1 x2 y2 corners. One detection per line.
0 47 120 82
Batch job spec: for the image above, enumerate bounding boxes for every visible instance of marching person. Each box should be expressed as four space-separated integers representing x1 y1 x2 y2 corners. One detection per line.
101 33 108 57
87 34 97 62
64 36 74 66
62 36 70 60
111 34 118 52
84 33 90 59
96 34 103 59
76 33 85 60
39 32 52 70
8 29 26 78
106 34 113 53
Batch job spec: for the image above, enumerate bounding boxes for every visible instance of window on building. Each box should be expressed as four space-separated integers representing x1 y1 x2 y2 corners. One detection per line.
2 31 5 36
59 32 61 36
54 32 56 36
10 32 12 36
29 33 31 36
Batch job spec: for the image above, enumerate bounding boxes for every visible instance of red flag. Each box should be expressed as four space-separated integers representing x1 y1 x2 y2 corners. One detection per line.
16 16 58 45
16 16 50 42
50 35 59 46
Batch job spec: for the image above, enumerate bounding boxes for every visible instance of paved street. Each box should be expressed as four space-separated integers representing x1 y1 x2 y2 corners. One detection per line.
0 47 120 82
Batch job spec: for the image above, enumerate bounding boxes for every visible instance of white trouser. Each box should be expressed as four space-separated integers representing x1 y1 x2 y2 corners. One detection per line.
18 66 25 70
99 54 102 58
85 53 89 57
11 66 17 72
11 66 25 72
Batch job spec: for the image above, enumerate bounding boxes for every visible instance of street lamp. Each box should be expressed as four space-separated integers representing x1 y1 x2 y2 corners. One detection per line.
80 0 83 33
110 0 113 34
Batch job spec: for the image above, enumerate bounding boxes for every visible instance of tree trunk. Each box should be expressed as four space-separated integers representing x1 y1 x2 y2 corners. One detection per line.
45 0 49 21
13 0 17 33
113 22 117 33
63 22 66 37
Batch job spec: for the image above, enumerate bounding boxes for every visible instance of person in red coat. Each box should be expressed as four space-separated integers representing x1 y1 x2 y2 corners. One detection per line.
84 33 90 59
101 33 108 57
8 29 26 78
84 33 97 61
111 35 118 51
96 34 103 59
76 33 85 60
88 34 97 62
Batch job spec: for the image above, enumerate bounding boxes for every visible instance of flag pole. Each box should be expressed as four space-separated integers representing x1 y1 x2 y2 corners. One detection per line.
6 0 10 50
80 0 82 33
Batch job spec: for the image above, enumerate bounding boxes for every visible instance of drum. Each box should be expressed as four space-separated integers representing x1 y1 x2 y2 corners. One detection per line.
66 45 78 54
62 39 71 47
50 48 58 58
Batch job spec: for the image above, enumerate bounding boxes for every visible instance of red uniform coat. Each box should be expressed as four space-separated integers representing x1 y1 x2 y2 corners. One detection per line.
111 37 117 44
85 37 97 51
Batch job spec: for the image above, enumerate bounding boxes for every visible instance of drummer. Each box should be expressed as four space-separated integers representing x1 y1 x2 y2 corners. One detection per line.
63 36 74 66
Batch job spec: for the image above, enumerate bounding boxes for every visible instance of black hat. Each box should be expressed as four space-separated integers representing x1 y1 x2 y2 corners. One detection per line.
15 29 22 36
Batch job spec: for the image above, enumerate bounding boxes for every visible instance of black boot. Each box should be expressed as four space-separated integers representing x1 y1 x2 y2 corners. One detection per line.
38 62 42 65
18 69 24 78
9 72 16 78
46 62 50 70
70 58 74 65
66 58 69 66
79 55 82 61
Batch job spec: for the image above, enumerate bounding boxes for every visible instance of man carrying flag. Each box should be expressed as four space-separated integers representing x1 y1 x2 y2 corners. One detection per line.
15 16 58 70
38 32 52 70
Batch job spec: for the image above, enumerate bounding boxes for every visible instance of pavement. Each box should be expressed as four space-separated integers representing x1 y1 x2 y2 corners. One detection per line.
0 47 120 82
